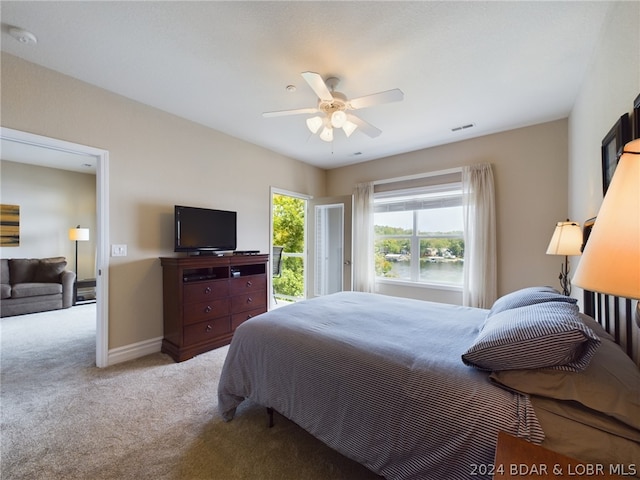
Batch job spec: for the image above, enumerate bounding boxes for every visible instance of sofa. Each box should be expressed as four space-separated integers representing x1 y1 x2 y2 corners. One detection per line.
0 257 76 317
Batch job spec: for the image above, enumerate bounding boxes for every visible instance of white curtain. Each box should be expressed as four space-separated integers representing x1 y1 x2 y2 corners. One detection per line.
462 164 497 308
353 182 375 292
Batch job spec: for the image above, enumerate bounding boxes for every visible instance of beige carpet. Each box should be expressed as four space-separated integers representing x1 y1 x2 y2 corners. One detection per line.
0 305 381 479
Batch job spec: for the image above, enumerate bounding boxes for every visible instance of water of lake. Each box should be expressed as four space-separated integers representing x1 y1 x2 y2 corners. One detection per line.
379 260 463 285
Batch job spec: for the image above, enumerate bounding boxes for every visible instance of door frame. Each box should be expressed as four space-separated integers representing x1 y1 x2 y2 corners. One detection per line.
0 127 110 367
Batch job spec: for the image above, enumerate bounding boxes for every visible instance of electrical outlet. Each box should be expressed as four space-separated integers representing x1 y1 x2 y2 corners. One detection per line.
111 244 127 257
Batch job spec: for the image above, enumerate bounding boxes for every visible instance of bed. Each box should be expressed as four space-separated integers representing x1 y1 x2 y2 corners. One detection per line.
218 289 640 480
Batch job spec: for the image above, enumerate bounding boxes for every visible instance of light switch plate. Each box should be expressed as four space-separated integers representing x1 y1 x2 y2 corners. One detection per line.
111 244 127 257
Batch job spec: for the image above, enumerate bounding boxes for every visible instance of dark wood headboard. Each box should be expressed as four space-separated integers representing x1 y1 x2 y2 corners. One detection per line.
583 290 639 366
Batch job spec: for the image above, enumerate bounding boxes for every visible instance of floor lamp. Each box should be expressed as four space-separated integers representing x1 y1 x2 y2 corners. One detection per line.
69 225 90 278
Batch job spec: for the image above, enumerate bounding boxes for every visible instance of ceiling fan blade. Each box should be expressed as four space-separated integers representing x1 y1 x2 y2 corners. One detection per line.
262 107 319 118
301 71 334 102
347 114 382 138
348 88 404 110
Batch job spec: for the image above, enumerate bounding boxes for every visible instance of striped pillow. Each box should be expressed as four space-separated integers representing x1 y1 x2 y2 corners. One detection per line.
462 302 600 372
488 286 577 318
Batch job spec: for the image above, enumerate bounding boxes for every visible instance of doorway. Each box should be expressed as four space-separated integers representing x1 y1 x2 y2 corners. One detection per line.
270 189 308 307
0 127 109 367
307 195 353 297
270 188 353 305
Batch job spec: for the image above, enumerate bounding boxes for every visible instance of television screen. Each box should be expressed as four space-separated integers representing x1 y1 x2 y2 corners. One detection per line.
174 205 237 253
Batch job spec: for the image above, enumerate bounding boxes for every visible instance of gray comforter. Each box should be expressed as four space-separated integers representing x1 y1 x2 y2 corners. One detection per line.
218 292 544 479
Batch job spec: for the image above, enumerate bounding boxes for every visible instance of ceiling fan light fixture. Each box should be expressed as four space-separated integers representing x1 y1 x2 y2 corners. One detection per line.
320 126 334 142
342 120 357 138
306 116 323 134
263 71 403 142
331 110 347 128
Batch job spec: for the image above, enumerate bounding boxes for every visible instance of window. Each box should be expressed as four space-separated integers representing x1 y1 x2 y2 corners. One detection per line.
374 182 464 287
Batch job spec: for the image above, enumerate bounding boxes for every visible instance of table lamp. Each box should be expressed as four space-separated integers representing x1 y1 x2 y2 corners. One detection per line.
572 138 640 324
546 220 582 295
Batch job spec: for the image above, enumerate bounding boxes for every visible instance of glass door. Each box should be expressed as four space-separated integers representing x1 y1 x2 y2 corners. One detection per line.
271 190 307 307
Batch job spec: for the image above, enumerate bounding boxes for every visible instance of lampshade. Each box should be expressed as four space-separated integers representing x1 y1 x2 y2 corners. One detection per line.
69 227 90 241
331 110 347 128
342 120 357 138
572 138 640 299
546 221 582 256
306 116 323 134
319 126 334 142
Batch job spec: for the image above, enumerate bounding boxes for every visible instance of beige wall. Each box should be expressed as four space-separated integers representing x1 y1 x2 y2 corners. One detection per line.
1 52 326 350
0 160 96 279
1 0 637 357
327 120 569 303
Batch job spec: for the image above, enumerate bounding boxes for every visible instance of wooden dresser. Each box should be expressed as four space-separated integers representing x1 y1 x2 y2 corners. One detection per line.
160 254 268 362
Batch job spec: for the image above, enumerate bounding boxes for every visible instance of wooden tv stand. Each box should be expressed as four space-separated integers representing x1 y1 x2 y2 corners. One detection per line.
160 254 268 362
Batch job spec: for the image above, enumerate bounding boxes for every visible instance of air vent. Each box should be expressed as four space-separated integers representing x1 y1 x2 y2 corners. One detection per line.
451 123 475 132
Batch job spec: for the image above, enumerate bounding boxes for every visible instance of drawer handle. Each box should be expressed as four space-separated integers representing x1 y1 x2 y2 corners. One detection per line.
206 324 212 332
246 281 252 287
246 297 253 304
205 305 212 313
204 287 212 294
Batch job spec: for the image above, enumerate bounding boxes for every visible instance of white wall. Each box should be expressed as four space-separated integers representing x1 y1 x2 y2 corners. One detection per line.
568 2 639 302
0 160 96 279
569 2 639 228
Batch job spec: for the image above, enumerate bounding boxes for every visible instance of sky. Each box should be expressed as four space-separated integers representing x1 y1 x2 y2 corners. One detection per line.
375 206 463 234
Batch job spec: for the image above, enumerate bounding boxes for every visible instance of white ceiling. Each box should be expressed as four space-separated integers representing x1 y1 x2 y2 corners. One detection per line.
0 1 614 170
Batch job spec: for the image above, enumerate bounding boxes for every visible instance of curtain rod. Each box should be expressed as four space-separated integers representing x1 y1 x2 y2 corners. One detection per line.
371 167 462 186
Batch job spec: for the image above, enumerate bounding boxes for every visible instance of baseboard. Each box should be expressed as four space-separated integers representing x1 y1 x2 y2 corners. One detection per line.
107 336 163 366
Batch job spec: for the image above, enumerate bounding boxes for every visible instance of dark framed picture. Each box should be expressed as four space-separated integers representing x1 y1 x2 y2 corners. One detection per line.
581 217 595 252
633 93 640 140
601 113 631 195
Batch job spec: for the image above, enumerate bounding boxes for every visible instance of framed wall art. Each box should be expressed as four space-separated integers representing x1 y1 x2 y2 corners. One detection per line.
0 204 20 246
601 113 631 195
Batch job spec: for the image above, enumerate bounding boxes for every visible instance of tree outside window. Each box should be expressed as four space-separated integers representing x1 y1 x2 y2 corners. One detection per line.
272 194 305 301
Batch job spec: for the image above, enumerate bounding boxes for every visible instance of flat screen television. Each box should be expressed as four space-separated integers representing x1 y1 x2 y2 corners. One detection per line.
174 205 237 254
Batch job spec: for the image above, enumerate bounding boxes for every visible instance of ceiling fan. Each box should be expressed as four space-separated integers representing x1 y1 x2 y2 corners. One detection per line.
263 72 404 142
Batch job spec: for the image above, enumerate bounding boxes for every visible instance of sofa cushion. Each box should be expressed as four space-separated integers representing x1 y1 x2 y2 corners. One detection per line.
8 259 40 284
12 283 62 298
1 259 9 284
1 283 11 299
34 258 67 283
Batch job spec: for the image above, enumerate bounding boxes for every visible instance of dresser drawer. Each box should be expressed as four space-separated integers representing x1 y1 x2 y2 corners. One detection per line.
183 317 231 346
183 298 230 325
183 280 229 303
231 307 266 330
229 275 266 295
231 292 266 313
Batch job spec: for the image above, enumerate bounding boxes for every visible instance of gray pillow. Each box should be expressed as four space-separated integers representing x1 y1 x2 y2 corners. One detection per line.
462 302 600 372
490 334 640 430
8 258 40 284
33 259 67 283
488 286 577 318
